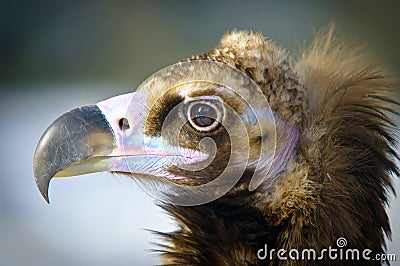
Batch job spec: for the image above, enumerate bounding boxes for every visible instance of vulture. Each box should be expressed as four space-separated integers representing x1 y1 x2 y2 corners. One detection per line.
34 26 399 265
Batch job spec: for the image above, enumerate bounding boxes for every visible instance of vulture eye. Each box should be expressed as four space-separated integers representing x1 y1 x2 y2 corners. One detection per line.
187 101 222 131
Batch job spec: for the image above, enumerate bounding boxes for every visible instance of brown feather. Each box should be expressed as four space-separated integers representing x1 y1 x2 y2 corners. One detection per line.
155 25 399 265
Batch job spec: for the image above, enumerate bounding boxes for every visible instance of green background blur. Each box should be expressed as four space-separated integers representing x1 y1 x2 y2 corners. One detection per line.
1 1 399 265
2 1 400 88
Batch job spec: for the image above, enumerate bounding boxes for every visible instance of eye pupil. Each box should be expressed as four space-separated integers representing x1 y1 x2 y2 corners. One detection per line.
190 103 218 128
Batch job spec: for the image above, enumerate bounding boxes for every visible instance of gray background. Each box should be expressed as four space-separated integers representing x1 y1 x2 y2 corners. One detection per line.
1 1 399 265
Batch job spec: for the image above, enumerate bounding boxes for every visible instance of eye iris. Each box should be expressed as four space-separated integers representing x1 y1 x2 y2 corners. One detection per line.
190 103 217 128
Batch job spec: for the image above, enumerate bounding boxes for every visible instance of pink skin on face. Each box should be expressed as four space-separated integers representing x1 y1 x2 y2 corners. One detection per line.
96 91 209 179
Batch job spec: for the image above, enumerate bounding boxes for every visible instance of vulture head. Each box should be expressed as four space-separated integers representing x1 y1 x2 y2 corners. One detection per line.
34 26 399 265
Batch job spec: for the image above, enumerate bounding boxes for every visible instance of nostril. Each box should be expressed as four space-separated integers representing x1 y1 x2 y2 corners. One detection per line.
118 118 130 131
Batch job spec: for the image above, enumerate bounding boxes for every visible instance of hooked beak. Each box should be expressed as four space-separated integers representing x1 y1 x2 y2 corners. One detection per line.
33 91 207 203
33 105 115 203
33 92 137 203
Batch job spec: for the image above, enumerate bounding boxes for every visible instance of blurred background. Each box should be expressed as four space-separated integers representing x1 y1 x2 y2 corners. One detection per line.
1 1 399 265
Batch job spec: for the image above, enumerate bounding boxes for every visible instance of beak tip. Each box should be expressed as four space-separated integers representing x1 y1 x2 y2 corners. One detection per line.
42 190 50 204
43 196 50 204
34 176 51 203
